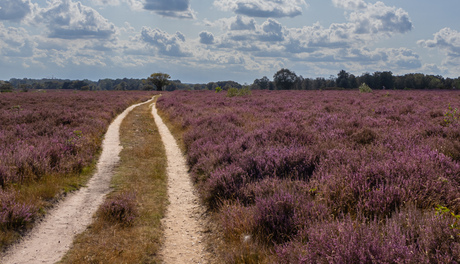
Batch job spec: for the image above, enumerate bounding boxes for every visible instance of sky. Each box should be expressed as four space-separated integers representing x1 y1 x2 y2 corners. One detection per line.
1 0 460 84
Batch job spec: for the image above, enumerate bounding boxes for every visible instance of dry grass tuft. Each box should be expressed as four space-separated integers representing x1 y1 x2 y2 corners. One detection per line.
60 101 167 263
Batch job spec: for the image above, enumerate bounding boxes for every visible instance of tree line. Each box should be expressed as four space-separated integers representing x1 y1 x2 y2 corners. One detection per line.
2 69 460 92
252 69 460 90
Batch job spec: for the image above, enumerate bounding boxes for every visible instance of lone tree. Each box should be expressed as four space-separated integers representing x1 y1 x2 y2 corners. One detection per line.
273 68 297 90
145 73 171 91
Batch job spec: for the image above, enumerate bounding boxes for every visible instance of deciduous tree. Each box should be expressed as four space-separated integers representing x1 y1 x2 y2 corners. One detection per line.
145 73 171 91
273 68 297 90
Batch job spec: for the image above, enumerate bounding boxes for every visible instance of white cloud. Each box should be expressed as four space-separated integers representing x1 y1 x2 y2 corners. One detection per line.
208 0 413 58
36 0 117 39
92 0 121 6
347 1 413 35
140 27 190 56
214 0 308 18
418 28 460 59
0 0 31 22
201 15 256 32
123 0 144 11
260 18 284 41
285 22 352 52
199 31 215 44
385 48 421 69
230 15 256 31
418 28 460 73
332 0 366 10
143 0 195 19
0 22 34 57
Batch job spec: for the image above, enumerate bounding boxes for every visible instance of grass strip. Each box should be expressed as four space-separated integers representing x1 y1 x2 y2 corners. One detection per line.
60 101 167 263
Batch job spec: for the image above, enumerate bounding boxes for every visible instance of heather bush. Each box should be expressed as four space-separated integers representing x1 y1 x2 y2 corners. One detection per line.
276 205 460 263
253 192 300 244
0 191 36 230
203 165 249 209
99 192 138 226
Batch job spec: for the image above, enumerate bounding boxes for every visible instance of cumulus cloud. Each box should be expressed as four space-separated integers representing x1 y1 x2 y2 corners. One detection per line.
35 0 117 39
260 19 284 41
347 1 413 35
214 0 307 18
140 27 190 56
143 0 195 19
418 28 460 58
92 0 121 6
332 0 366 10
0 0 31 22
209 0 413 58
381 48 421 69
230 15 256 31
418 27 460 69
199 31 215 44
0 22 34 57
217 17 286 45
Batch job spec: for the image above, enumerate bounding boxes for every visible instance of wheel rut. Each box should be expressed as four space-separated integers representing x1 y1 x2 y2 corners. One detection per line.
2 98 208 264
151 101 208 264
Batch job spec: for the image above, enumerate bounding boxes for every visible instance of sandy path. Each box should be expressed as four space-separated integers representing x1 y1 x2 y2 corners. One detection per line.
1 98 154 264
151 102 207 263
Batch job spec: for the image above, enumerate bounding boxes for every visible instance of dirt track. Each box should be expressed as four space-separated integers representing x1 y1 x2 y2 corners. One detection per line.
151 102 207 263
1 99 154 264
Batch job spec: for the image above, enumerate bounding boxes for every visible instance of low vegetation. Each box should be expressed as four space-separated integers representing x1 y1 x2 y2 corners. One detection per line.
157 90 460 262
227 87 252 97
359 82 373 93
0 90 154 249
61 101 168 263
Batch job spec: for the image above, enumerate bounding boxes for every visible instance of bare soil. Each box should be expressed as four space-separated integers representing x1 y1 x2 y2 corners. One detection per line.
151 101 209 263
1 99 154 264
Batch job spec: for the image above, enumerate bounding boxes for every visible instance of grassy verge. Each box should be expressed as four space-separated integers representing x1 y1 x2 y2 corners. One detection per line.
60 101 168 263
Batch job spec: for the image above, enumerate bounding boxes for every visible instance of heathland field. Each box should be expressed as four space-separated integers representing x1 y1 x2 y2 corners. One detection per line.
157 90 460 263
1 89 459 263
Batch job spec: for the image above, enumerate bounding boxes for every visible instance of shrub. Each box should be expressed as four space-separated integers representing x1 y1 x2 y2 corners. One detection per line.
443 103 459 126
359 83 372 93
254 192 299 244
227 87 251 97
352 128 377 145
227 87 239 97
99 192 138 226
0 191 36 230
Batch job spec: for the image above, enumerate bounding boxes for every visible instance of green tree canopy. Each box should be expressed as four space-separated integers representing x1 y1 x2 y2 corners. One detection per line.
145 73 171 91
273 68 298 90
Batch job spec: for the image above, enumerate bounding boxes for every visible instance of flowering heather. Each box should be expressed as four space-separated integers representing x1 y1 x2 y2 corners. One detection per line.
99 191 138 226
0 90 153 230
157 90 460 262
